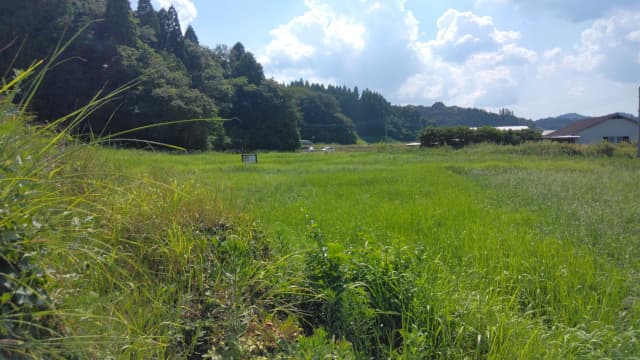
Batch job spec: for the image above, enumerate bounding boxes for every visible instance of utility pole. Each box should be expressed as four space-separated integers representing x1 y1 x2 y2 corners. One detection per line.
637 86 640 158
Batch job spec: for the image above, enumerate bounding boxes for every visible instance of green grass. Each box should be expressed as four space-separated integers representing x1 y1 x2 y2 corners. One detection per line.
2 68 639 358
85 146 640 358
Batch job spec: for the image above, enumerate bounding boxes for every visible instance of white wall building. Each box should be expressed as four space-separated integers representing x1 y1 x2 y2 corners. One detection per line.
544 113 639 144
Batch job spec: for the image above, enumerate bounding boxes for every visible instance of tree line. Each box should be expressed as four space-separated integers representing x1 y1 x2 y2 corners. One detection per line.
0 0 536 151
1 0 298 150
419 126 541 148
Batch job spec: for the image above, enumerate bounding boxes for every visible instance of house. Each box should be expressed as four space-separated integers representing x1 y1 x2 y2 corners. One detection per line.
543 113 639 144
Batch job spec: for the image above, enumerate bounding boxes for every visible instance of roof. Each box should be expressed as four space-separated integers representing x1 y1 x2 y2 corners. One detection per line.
548 113 638 137
495 126 530 131
469 125 530 131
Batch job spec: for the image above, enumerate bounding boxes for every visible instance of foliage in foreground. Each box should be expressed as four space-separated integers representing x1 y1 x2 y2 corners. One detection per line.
0 52 345 359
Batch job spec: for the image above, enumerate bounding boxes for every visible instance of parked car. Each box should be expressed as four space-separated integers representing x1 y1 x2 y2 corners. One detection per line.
321 146 335 152
305 146 315 152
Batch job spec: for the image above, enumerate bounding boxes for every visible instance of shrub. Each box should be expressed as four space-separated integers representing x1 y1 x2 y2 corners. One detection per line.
419 126 541 148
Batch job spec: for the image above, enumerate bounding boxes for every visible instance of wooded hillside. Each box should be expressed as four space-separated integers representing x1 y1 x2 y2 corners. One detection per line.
0 0 534 149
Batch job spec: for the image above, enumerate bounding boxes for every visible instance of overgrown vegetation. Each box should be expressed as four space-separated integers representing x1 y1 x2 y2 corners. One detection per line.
63 144 636 359
0 45 342 359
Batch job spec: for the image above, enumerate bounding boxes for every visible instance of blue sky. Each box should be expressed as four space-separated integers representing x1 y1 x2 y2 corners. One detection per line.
136 0 640 120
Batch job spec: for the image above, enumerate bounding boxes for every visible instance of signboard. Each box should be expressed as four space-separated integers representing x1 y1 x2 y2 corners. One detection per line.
241 154 258 164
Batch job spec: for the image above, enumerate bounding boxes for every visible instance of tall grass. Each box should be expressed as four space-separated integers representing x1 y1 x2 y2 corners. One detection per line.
95 147 640 358
1 44 332 359
0 46 136 357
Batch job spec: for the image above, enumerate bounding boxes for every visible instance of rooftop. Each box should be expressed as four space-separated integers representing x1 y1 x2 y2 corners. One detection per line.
548 113 638 137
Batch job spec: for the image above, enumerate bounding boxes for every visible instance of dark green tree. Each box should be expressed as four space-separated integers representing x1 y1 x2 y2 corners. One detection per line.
291 88 357 144
104 0 136 45
183 41 234 114
108 44 222 150
228 42 246 67
225 80 300 150
357 90 392 140
232 52 264 85
135 0 161 46
184 25 199 44
419 126 540 148
158 6 184 58
136 0 153 13
1 0 115 123
225 42 264 85
0 0 74 70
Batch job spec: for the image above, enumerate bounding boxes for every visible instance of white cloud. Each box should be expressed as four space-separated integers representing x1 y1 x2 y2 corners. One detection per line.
367 2 383 14
260 0 366 69
396 73 444 99
399 9 536 109
627 31 640 42
261 0 421 91
261 1 635 117
152 0 197 30
537 48 563 77
542 47 562 60
560 11 640 82
262 3 539 110
426 10 502 63
262 26 315 63
522 10 640 118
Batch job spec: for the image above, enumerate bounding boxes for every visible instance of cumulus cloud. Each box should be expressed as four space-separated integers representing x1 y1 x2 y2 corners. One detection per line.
526 9 640 118
398 9 536 108
259 0 361 78
260 0 421 91
262 2 536 110
542 48 562 61
426 10 521 63
559 11 640 82
152 0 197 30
537 47 563 77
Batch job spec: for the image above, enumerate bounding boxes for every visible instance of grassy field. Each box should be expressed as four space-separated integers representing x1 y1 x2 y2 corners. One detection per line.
3 115 640 358
3 49 638 359
78 144 639 358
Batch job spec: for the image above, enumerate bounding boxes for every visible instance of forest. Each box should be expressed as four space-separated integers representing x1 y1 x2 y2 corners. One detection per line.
0 0 533 151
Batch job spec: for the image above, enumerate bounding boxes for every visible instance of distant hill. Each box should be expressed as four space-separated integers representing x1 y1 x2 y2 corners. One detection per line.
534 113 588 130
395 102 534 132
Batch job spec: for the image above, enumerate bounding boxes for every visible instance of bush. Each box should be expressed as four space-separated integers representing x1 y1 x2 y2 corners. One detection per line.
300 220 464 358
419 126 542 148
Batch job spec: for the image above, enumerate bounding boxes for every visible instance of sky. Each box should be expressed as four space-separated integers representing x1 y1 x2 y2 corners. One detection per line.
135 0 640 120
